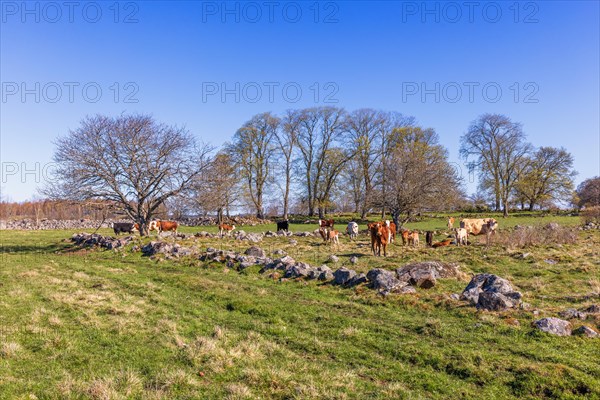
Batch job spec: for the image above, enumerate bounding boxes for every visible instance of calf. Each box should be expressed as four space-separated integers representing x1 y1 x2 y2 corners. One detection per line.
432 239 453 248
400 229 410 246
447 217 455 230
219 223 236 237
113 222 138 235
276 220 289 232
425 231 434 247
454 227 468 246
346 221 359 240
327 229 340 246
408 231 420 247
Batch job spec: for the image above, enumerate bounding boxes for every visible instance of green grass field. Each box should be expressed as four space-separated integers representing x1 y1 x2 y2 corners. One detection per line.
1 214 599 399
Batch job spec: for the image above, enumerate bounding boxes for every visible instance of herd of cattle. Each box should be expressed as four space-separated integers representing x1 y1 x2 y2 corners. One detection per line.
317 217 498 257
113 216 498 257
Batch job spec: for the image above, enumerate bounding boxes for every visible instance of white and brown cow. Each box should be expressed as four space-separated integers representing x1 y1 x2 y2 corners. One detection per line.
346 221 359 239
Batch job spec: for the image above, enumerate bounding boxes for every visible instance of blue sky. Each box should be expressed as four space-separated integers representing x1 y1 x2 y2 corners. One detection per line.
1 0 599 201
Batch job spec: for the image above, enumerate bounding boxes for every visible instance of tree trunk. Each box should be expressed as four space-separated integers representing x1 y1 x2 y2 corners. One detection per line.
528 202 535 211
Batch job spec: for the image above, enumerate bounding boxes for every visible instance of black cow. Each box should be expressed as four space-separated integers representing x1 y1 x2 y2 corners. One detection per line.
277 220 289 232
113 222 138 235
425 231 434 247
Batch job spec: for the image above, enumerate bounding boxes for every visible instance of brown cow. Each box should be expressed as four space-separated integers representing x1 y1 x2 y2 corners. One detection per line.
219 223 236 237
408 231 420 247
149 220 178 236
400 229 410 245
327 229 340 246
432 238 453 248
318 219 334 229
447 217 455 230
374 223 391 257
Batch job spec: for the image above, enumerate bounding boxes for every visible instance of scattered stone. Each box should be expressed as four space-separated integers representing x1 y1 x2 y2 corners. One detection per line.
559 308 587 320
544 259 558 265
461 274 522 311
583 305 600 314
349 256 359 264
289 239 298 246
367 268 405 292
450 293 460 301
245 246 266 258
572 326 599 338
328 255 339 263
347 273 367 287
396 261 465 284
308 265 334 281
272 249 286 256
284 262 313 279
333 267 357 286
533 317 572 336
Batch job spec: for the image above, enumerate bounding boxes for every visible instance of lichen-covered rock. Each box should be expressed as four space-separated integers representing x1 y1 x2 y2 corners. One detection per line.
572 326 599 338
349 256 359 264
367 269 404 292
347 273 367 287
461 273 522 311
308 265 333 281
558 308 587 320
245 246 266 258
284 262 313 278
533 318 572 336
328 255 339 263
333 267 357 286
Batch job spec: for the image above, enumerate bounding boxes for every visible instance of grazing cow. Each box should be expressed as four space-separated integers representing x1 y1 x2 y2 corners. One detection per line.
372 222 391 257
318 219 334 229
454 227 468 246
113 222 138 235
447 217 455 230
459 218 498 235
425 231 434 247
400 229 410 246
408 231 420 247
276 220 289 232
346 221 359 240
158 220 178 235
148 220 178 236
385 220 397 243
432 239 453 248
218 223 236 237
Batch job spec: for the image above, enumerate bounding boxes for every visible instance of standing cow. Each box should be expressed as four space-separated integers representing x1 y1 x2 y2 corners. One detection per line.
346 221 359 239
460 218 498 245
276 220 289 232
113 222 138 235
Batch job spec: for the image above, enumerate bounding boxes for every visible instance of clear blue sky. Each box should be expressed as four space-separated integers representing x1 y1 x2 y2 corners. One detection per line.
1 0 599 201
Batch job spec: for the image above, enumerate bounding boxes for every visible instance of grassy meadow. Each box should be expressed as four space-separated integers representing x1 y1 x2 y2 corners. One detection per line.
1 213 599 399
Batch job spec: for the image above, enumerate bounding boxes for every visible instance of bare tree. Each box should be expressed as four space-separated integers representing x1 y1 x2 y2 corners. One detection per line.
274 110 299 220
228 113 278 219
514 147 577 210
345 108 385 219
376 112 415 219
460 114 532 217
381 126 462 227
45 114 212 235
189 152 238 223
295 107 352 218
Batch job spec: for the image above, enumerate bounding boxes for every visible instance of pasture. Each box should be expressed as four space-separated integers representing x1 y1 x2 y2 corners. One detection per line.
1 214 599 399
